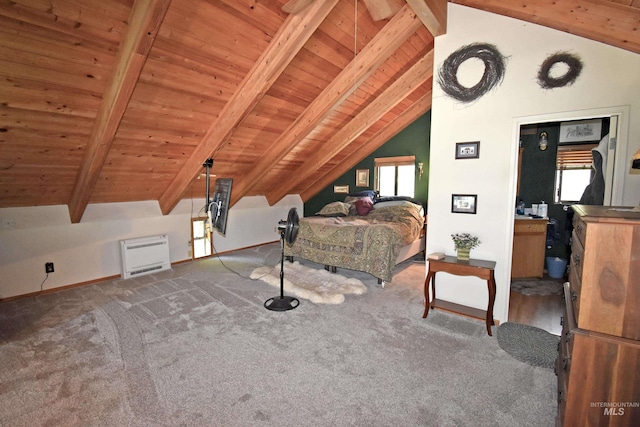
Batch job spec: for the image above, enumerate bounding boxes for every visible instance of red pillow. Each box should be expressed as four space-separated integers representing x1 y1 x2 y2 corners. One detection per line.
354 198 374 216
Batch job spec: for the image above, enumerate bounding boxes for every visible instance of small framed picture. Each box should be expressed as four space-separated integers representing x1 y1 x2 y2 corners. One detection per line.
334 185 349 194
451 194 477 214
455 141 480 159
356 169 369 187
559 119 602 143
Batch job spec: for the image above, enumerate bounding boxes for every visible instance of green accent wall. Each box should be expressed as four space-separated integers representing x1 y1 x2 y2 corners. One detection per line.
304 111 431 217
519 123 565 259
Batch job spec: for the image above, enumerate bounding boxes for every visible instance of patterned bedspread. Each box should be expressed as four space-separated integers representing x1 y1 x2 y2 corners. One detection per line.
284 204 424 282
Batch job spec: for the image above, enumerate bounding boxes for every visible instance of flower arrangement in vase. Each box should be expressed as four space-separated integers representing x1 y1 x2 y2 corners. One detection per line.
451 233 481 261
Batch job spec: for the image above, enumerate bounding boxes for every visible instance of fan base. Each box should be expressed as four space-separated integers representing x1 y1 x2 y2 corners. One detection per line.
264 296 299 311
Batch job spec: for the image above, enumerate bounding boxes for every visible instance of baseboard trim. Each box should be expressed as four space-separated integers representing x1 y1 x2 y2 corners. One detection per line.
0 274 121 303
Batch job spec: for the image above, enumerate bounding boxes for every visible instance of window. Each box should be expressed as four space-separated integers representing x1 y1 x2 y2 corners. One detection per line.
191 217 212 259
375 156 415 197
554 143 597 203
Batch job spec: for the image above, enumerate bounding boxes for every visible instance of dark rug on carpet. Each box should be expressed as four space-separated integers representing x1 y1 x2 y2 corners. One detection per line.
497 322 559 369
510 278 563 296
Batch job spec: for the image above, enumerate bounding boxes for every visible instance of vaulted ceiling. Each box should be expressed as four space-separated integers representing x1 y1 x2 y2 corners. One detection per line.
0 0 638 222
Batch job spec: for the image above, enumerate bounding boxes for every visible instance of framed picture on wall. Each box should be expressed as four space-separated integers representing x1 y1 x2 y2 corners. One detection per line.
559 119 602 143
356 169 369 187
455 141 480 159
451 194 477 214
334 185 349 194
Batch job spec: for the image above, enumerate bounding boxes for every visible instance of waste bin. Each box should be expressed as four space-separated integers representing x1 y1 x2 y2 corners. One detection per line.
546 257 567 279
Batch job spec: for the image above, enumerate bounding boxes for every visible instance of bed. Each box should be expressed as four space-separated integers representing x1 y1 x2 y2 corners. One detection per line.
284 197 426 284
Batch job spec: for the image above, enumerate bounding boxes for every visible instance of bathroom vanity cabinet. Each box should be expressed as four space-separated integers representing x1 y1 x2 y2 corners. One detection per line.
556 205 640 426
511 218 547 278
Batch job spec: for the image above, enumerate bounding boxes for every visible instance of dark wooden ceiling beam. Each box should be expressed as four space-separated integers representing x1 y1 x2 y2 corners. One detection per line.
266 50 434 205
300 89 433 202
67 0 172 223
452 0 640 54
157 0 339 215
229 3 423 207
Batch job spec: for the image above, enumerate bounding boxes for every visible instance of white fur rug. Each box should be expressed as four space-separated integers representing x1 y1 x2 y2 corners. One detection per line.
250 261 367 304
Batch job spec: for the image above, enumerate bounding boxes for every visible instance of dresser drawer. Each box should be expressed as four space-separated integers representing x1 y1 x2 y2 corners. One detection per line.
557 284 572 427
558 329 572 380
560 286 575 374
514 220 547 234
555 342 569 426
569 230 584 283
568 267 581 322
572 215 587 247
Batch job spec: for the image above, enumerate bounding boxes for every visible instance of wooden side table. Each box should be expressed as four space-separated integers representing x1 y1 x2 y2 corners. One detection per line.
423 256 497 336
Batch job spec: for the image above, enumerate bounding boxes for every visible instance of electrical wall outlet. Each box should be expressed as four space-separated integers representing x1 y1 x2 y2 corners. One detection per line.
45 262 54 273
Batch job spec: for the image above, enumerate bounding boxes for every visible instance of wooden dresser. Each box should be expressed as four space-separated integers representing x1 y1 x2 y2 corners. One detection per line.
556 205 640 426
511 218 547 278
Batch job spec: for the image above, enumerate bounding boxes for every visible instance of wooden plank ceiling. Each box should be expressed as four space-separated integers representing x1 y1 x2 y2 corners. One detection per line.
0 0 638 222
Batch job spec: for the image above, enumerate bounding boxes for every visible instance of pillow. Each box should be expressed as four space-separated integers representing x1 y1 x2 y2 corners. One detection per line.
316 201 350 217
348 189 377 200
373 200 421 211
375 195 422 206
344 196 373 215
354 198 374 216
373 200 425 217
344 195 371 204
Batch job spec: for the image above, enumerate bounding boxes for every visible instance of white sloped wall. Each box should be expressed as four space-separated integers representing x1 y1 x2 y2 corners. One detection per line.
0 195 301 299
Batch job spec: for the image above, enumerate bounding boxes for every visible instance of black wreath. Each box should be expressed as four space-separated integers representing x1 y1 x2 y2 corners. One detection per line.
537 52 583 89
438 43 507 103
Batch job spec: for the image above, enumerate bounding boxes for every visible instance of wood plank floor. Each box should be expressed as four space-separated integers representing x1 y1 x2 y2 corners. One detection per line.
508 290 564 336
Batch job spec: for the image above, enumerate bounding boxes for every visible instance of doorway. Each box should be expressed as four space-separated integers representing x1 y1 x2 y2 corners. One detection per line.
506 106 630 329
518 117 614 258
511 106 628 210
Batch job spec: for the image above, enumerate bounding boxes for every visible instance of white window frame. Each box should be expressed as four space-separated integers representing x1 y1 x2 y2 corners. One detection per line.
191 217 212 259
554 143 597 204
374 155 416 197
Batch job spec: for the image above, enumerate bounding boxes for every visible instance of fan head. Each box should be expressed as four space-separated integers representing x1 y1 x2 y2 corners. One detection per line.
277 207 299 245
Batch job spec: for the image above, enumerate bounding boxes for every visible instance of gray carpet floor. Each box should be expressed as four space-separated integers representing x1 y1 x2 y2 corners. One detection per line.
0 243 557 426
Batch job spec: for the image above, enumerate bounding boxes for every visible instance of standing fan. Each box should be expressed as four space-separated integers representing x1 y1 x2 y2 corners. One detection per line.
264 207 300 311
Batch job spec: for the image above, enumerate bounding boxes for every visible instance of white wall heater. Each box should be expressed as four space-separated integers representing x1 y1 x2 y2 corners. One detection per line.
120 234 171 279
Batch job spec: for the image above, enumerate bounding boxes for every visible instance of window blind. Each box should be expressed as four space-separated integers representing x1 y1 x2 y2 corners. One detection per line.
556 143 597 170
374 155 415 167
